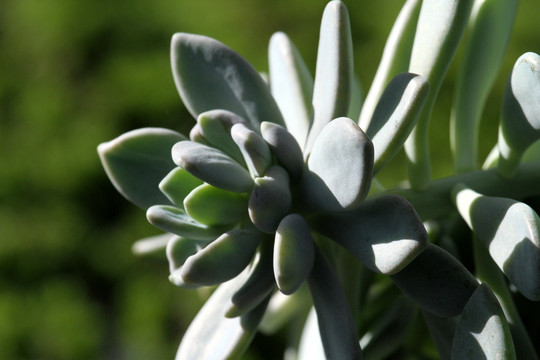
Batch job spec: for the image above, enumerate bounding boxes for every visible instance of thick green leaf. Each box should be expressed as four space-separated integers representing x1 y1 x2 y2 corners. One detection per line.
452 283 516 359
301 117 373 212
359 0 421 130
268 32 313 149
304 0 353 154
453 185 540 300
197 109 250 165
225 240 275 318
131 233 172 256
451 0 518 173
404 0 473 189
390 243 478 317
231 123 272 178
274 213 314 295
175 271 264 360
146 205 228 241
248 166 291 233
171 32 285 129
498 52 540 177
184 183 248 226
166 235 206 273
159 167 203 208
307 247 363 359
180 229 262 286
310 195 427 274
172 141 253 193
260 121 304 181
98 127 186 209
366 73 429 174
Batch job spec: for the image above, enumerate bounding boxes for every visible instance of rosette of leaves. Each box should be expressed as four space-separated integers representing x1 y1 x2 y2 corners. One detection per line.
98 0 540 359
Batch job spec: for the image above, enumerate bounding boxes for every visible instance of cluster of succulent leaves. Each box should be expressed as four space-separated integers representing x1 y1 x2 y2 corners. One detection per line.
98 0 540 359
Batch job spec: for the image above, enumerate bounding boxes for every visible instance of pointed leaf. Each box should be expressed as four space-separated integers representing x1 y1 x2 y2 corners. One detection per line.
184 183 248 226
197 109 250 164
304 0 353 154
268 32 313 149
260 121 304 181
359 0 421 130
97 127 186 209
175 271 264 360
172 141 253 193
390 243 479 317
452 283 516 359
274 214 314 295
301 117 373 212
159 167 203 208
310 195 427 274
171 32 285 129
498 52 540 176
146 205 228 241
180 229 262 286
248 166 291 233
307 247 363 359
231 123 272 178
367 73 429 174
131 233 173 256
453 185 540 300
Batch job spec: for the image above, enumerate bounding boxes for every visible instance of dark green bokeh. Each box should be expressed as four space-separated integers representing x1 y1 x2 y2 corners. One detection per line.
0 1 538 359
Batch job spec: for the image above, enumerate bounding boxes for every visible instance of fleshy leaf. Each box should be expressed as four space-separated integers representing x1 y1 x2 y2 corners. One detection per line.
175 271 264 360
231 123 272 178
260 121 304 181
309 195 427 274
180 229 262 286
248 166 291 233
497 52 540 177
146 205 228 241
390 243 479 317
404 0 473 189
359 0 421 130
366 73 429 174
131 233 173 256
172 141 253 193
304 0 353 154
166 235 207 273
159 167 203 208
453 185 540 300
171 32 285 129
274 213 315 295
97 127 186 209
197 109 250 164
225 240 275 318
452 283 516 359
268 32 314 149
301 117 373 212
307 247 363 359
184 183 248 226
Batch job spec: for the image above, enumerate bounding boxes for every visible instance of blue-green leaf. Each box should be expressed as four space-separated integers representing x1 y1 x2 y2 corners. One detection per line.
97 127 186 209
301 117 373 212
310 195 427 274
172 141 253 193
166 235 207 273
171 33 285 129
260 121 304 181
452 283 516 359
231 123 272 178
268 32 313 149
304 0 353 154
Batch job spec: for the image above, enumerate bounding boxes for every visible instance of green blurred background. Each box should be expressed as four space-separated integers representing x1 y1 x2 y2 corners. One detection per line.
0 1 538 359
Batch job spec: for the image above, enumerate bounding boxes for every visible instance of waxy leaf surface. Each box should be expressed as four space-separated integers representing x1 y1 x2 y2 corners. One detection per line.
260 121 304 181
231 123 272 178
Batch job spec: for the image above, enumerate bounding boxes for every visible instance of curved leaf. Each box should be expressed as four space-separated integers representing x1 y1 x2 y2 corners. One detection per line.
166 235 206 273
301 117 373 212
231 123 272 178
268 32 313 149
310 195 427 275
159 167 203 208
171 32 285 129
97 127 186 209
452 283 516 359
304 0 353 154
172 141 253 193
260 121 304 182
453 185 540 300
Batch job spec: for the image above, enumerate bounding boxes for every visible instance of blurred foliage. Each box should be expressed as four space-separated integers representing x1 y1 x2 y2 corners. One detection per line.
0 0 538 359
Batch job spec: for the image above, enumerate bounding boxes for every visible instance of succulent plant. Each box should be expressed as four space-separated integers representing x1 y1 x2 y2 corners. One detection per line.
98 0 540 358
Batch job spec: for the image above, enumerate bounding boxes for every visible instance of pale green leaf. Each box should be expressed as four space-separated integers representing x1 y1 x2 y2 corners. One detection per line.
159 167 203 208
